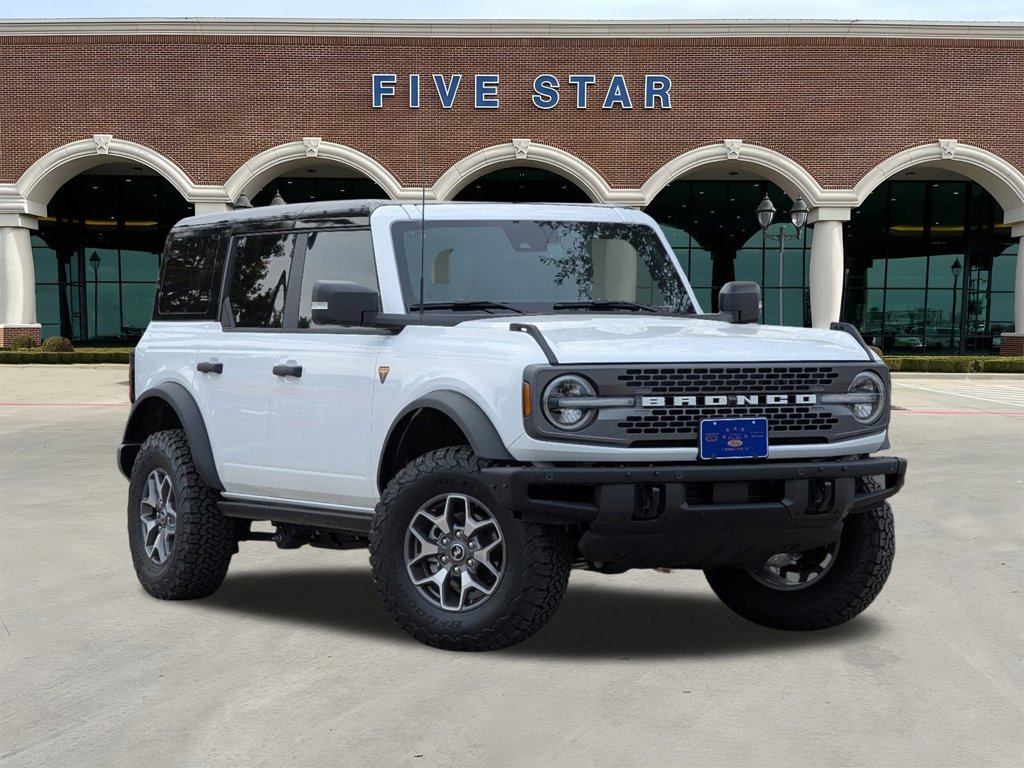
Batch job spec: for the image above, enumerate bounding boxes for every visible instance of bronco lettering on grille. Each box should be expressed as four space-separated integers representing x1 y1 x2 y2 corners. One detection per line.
639 394 819 407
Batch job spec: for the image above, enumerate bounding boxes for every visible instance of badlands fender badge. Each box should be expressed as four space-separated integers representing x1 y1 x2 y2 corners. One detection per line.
378 366 390 384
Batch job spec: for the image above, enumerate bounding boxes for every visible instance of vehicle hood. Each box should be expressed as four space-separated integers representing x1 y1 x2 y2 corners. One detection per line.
462 315 872 364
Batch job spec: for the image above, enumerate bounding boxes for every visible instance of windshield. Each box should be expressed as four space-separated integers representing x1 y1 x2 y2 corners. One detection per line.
391 219 695 314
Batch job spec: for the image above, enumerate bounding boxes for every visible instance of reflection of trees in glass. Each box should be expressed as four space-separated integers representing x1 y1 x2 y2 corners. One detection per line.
230 234 293 328
536 222 691 311
159 235 218 314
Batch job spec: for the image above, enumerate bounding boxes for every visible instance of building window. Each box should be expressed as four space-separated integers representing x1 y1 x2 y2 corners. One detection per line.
32 173 194 342
844 180 1017 355
646 179 811 323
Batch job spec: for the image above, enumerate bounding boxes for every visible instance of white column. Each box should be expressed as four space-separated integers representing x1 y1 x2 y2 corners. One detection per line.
0 222 38 325
807 207 851 330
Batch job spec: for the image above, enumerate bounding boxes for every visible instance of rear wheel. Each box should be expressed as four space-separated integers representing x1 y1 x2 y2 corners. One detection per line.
370 446 571 651
704 503 895 631
127 429 236 599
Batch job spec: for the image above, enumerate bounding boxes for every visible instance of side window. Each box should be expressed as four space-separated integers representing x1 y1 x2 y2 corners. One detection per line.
157 232 221 316
297 228 377 328
229 233 298 329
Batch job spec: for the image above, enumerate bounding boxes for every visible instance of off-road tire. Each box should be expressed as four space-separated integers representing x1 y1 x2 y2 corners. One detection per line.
704 502 895 631
370 446 572 651
127 429 236 599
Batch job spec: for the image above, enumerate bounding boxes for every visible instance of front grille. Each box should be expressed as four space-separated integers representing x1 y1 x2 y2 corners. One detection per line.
526 362 887 448
616 366 839 395
619 405 840 437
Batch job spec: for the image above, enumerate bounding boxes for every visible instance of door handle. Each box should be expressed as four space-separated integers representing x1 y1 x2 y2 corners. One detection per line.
272 364 303 378
196 361 223 374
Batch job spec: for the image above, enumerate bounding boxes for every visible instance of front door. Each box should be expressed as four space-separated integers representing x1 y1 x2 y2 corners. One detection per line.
265 225 384 510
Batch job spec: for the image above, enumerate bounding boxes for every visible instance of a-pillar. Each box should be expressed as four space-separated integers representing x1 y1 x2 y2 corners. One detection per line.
0 214 41 347
807 207 851 330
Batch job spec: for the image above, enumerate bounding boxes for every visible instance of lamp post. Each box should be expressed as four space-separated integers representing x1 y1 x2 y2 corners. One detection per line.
950 257 962 351
756 194 809 325
88 251 101 339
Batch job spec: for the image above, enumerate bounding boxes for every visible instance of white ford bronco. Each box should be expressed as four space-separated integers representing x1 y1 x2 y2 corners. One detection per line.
118 200 906 651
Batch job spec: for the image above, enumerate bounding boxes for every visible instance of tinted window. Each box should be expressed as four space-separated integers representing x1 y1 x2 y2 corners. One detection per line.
229 233 297 329
158 232 220 315
298 228 377 328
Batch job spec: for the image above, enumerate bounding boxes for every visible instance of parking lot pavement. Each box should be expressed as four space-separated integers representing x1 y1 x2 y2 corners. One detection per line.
1 366 1022 768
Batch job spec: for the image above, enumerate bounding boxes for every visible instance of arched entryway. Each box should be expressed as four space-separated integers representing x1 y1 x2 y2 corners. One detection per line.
844 171 1018 354
33 165 193 341
645 171 811 322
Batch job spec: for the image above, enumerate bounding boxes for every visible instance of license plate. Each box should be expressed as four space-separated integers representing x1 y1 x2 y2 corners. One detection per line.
699 418 769 460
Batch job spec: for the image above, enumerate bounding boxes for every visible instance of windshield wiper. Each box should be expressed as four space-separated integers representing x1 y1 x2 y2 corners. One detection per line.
552 300 657 313
408 301 525 314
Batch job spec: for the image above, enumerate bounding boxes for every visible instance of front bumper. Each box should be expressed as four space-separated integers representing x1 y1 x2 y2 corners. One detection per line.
482 456 907 569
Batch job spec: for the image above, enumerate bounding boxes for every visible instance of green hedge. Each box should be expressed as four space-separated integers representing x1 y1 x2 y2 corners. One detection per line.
0 350 130 364
883 355 1024 373
1 348 1021 372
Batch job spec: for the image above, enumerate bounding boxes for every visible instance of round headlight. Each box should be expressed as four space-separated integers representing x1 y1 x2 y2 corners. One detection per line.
542 375 597 431
848 371 885 424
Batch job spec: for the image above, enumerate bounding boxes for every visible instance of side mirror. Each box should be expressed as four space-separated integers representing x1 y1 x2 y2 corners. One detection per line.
719 281 761 324
311 281 379 326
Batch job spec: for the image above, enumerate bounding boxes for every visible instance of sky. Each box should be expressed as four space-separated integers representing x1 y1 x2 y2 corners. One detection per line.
3 0 1023 21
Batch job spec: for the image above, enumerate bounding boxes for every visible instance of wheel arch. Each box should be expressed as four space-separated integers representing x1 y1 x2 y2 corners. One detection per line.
377 391 513 494
119 382 223 490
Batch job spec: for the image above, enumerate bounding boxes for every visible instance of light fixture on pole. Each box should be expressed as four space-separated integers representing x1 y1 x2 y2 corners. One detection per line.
756 194 808 326
88 251 101 339
270 189 286 206
235 192 253 209
950 257 962 351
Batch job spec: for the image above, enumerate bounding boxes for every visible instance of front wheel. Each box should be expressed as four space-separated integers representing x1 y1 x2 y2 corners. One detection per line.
704 503 895 631
369 447 572 651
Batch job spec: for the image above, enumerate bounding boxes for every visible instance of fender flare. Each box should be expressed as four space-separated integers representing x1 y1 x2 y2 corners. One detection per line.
119 382 223 490
379 391 514 484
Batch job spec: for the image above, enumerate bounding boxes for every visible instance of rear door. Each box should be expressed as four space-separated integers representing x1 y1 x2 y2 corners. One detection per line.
265 223 386 509
194 229 299 497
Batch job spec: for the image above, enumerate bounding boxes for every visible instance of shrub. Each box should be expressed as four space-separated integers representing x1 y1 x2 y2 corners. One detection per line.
8 335 35 350
881 355 1023 373
0 351 130 364
981 358 1024 374
40 336 75 352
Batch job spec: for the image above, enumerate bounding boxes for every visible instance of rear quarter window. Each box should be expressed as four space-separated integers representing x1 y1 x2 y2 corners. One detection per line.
156 231 223 318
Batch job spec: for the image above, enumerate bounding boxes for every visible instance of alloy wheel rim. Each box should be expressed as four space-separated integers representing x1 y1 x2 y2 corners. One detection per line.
747 540 840 591
139 468 177 564
404 493 505 612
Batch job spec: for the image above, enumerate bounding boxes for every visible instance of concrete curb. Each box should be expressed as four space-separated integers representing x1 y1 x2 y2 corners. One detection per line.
890 372 1024 380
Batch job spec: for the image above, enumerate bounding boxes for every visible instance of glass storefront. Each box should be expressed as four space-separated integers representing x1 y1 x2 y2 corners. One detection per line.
645 180 812 322
30 171 1018 352
843 180 1017 354
33 174 194 342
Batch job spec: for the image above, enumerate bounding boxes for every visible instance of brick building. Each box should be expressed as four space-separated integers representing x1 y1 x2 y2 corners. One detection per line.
1 18 1022 353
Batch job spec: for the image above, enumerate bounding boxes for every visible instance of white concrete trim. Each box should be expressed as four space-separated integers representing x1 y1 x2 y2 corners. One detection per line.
853 142 1024 221
4 19 1023 40
14 137 230 208
223 141 408 204
431 141 618 203
807 207 852 224
639 142 842 208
